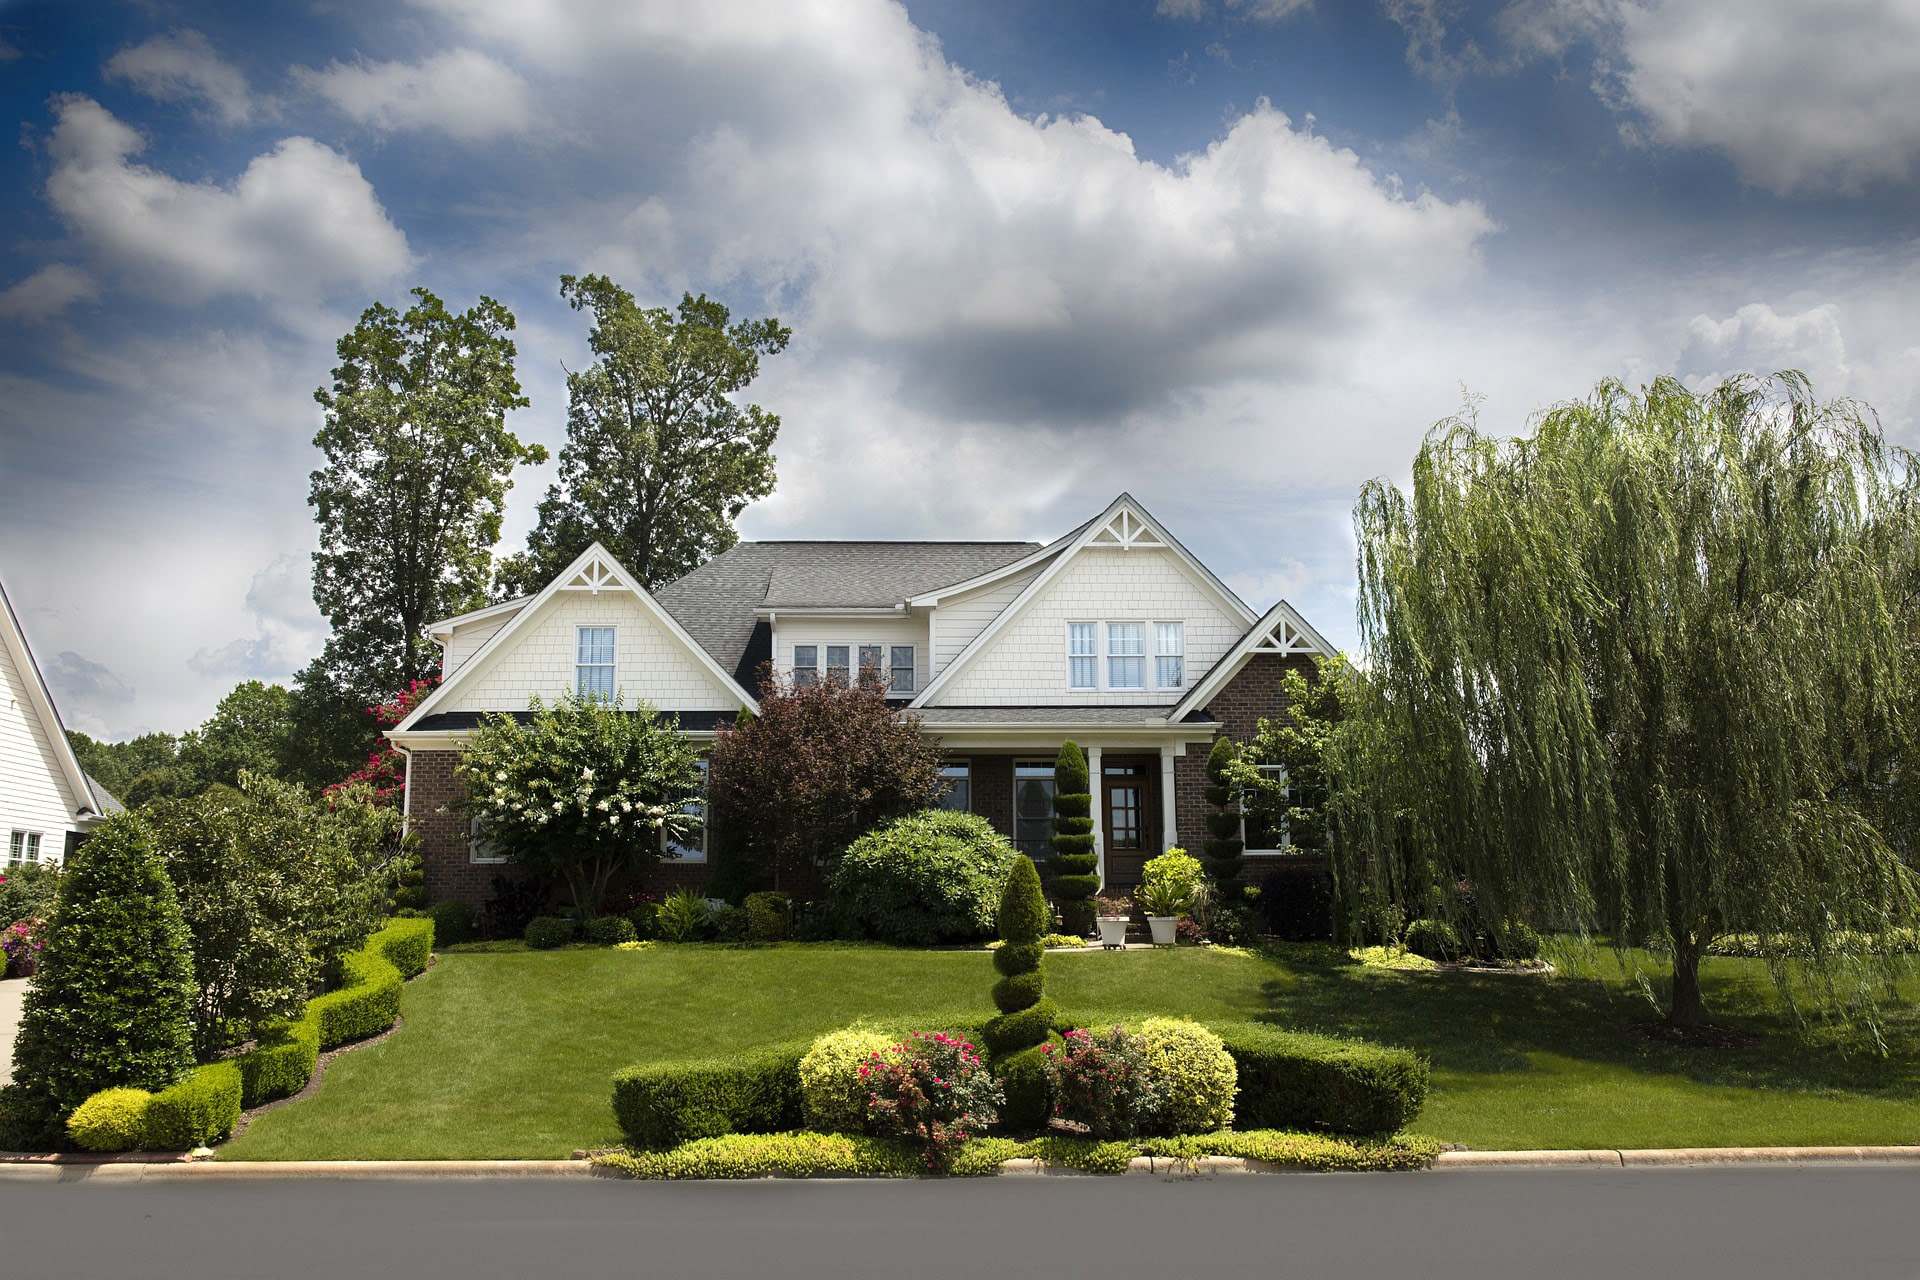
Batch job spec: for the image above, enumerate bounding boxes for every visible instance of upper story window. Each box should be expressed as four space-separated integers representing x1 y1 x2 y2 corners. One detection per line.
1156 622 1185 689
793 645 819 686
1068 623 1097 690
792 642 915 694
890 646 915 695
577 627 615 700
1068 621 1186 692
826 645 852 684
1107 623 1145 689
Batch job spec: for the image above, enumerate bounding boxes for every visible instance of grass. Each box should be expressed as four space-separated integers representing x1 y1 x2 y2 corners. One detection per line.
221 939 1920 1160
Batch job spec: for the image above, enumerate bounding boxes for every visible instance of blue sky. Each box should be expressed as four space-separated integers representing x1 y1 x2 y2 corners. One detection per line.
2 0 1917 738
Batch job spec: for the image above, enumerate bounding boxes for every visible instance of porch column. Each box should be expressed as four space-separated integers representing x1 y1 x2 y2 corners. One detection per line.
1086 744 1104 888
1160 745 1178 852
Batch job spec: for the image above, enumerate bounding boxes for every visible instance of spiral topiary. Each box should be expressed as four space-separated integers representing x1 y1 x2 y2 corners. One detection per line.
1049 742 1100 936
985 856 1058 1128
1202 737 1245 897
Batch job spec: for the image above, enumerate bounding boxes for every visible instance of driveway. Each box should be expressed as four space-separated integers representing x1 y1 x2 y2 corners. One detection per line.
0 976 28 1085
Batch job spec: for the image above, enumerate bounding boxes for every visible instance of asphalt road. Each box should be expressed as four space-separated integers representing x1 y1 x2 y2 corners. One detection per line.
3 1166 1918 1278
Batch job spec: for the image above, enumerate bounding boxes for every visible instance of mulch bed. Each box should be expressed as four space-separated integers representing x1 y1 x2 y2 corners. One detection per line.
1627 1020 1757 1050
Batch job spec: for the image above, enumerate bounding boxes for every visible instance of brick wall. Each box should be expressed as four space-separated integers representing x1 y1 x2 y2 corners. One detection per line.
1173 652 1318 851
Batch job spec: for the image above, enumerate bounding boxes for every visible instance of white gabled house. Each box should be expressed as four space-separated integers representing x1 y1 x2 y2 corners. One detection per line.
1 574 120 868
389 494 1335 906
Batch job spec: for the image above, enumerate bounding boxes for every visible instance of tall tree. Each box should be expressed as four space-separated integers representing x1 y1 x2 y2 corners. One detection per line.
1338 373 1920 1027
175 680 296 791
309 288 544 697
494 277 787 596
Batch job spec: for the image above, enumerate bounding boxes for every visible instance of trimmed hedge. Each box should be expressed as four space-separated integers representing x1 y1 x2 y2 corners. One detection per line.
310 941 404 1049
236 1016 322 1109
143 1062 242 1150
612 1040 811 1149
525 916 575 949
67 1088 152 1152
1211 1022 1429 1135
377 917 435 978
584 915 638 946
427 900 478 947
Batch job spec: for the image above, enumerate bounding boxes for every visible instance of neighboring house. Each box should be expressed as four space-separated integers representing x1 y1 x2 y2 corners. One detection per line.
390 494 1335 908
0 574 121 867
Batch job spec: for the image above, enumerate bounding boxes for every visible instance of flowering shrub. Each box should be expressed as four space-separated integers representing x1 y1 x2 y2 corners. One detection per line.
862 1032 1004 1171
326 679 437 807
2 918 46 976
1042 1025 1169 1139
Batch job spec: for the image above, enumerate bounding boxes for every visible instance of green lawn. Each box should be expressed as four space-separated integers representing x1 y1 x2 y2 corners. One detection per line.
220 941 1920 1160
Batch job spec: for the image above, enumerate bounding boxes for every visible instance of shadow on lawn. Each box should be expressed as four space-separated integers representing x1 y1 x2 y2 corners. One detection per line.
1249 944 1920 1098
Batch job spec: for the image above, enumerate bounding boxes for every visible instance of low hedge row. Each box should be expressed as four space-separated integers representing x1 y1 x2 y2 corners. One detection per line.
67 1062 243 1152
611 1040 813 1149
1210 1022 1429 1135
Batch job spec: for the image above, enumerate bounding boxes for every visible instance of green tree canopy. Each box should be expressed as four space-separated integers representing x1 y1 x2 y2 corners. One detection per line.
1337 373 1920 1028
495 277 788 596
175 680 296 792
309 287 544 697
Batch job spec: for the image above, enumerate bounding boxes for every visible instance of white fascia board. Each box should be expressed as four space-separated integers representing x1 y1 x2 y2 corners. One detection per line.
1169 598 1337 722
424 595 531 641
754 606 906 618
0 575 102 819
393 542 759 734
904 534 1072 608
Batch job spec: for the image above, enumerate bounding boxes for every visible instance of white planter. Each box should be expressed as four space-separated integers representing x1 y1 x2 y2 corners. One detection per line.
1096 916 1130 949
1147 916 1178 946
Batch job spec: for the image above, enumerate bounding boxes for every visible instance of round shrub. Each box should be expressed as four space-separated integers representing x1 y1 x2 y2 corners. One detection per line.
744 891 791 942
713 905 750 942
584 915 638 946
524 916 575 950
627 900 659 940
1141 849 1205 908
427 900 477 948
1495 920 1543 961
67 1088 152 1152
1133 1017 1236 1135
1044 1026 1168 1139
798 1025 894 1134
1404 918 1461 961
829 810 1021 946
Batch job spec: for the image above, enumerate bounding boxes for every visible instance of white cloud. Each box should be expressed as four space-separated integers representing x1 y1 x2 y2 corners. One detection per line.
1679 302 1852 395
41 95 412 305
1157 0 1210 17
104 29 257 125
0 264 99 322
294 47 536 142
187 551 328 679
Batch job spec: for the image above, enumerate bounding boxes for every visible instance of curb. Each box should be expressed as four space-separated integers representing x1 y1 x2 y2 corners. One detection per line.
0 1159 599 1182
1434 1146 1920 1170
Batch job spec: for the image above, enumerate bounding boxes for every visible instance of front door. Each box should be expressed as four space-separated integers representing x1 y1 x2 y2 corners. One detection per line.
1100 758 1158 889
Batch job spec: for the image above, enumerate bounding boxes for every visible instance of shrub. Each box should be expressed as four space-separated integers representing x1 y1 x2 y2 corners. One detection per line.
310 945 401 1048
1404 918 1461 961
1202 738 1245 894
1494 920 1543 961
829 810 1020 946
983 855 1056 1116
0 861 62 932
1257 861 1335 941
799 1025 895 1133
1141 849 1204 913
67 1088 152 1152
744 891 790 942
524 916 576 950
142 1062 242 1150
1133 1018 1236 1135
655 888 709 943
611 1042 809 1149
1 918 46 977
1049 742 1099 935
583 915 638 946
480 873 548 939
427 900 478 947
1043 1026 1168 1139
628 901 660 940
234 1016 321 1108
1212 1022 1429 1135
376 918 435 977
995 1043 1055 1136
862 1032 1004 1171
713 905 750 942
391 850 428 911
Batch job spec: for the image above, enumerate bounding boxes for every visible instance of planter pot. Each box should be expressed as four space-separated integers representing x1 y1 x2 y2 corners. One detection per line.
1147 916 1178 946
1096 916 1130 949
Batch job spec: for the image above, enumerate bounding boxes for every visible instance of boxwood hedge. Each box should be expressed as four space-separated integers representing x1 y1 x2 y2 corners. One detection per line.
1210 1021 1429 1135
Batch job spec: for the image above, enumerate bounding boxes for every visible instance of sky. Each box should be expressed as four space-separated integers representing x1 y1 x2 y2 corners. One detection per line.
1 0 1916 740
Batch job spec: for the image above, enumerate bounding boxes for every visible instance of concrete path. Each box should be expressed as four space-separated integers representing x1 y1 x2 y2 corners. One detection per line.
0 976 27 1086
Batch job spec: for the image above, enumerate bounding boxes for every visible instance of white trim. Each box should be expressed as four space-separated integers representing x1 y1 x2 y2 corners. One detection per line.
393 542 759 735
904 534 1077 607
1065 619 1187 693
575 623 619 700
0 574 104 823
1169 599 1336 723
426 595 531 642
1160 747 1178 853
1241 761 1291 854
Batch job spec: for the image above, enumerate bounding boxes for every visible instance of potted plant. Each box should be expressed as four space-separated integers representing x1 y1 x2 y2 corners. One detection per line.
1093 894 1133 949
1136 880 1186 946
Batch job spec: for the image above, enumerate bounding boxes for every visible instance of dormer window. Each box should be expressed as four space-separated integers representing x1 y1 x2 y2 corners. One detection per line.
577 627 615 699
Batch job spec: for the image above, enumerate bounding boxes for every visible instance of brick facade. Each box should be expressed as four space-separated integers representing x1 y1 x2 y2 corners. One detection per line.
1173 652 1319 861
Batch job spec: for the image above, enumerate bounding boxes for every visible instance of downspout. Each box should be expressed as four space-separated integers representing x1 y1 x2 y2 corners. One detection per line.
393 742 415 837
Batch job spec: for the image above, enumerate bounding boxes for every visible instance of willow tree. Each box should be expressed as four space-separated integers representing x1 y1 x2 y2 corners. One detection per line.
1338 373 1920 1027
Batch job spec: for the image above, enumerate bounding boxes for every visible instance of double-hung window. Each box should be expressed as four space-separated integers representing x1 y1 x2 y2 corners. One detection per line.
1241 763 1290 852
825 645 852 685
793 646 819 687
469 817 506 864
859 645 885 681
1014 761 1056 859
8 831 40 866
1106 623 1145 690
792 642 914 693
1068 623 1097 690
1067 620 1186 691
890 646 915 694
664 759 709 862
1155 622 1185 689
576 627 615 700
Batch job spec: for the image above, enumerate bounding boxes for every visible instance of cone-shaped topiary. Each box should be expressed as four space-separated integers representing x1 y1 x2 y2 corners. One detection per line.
0 813 195 1150
1202 737 1245 896
1050 741 1099 935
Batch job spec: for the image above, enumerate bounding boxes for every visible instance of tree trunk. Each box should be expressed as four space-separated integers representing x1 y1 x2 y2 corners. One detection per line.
1668 945 1708 1026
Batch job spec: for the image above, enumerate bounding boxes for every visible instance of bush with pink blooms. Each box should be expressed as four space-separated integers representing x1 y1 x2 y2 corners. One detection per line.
1041 1025 1169 1139
861 1031 1004 1170
2 917 47 977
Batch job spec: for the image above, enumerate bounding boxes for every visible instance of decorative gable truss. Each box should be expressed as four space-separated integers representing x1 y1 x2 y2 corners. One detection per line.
1085 505 1167 552
1170 599 1337 723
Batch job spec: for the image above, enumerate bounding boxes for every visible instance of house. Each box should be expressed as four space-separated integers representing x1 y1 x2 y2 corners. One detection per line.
0 574 121 867
389 494 1335 908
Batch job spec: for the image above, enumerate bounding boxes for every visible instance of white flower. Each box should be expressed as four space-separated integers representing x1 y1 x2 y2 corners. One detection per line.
552 801 564 812
596 799 611 812
620 799 632 813
495 771 507 781
582 767 595 780
609 814 621 826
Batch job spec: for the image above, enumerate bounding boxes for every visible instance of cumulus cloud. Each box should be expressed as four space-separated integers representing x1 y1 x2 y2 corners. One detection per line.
187 551 328 679
1678 302 1852 396
1157 0 1312 19
0 264 99 321
294 47 536 142
104 29 258 124
40 95 412 304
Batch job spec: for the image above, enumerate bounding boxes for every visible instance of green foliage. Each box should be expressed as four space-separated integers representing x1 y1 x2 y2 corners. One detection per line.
829 810 1021 946
309 935 404 1048
427 900 478 947
592 1131 976 1180
1132 1017 1236 1135
1211 1022 1429 1135
611 1042 809 1149
3 813 195 1149
390 851 428 911
495 277 787 597
799 1025 894 1133
456 692 703 914
981 998 1059 1060
655 888 709 942
1495 920 1543 961
1403 918 1462 961
1043 1026 1168 1139
174 681 297 794
1049 742 1099 934
65 729 180 807
67 1088 152 1152
1241 658 1350 854
983 856 1050 1060
997 1042 1056 1132
995 856 1049 947
584 915 638 946
991 969 1045 1014
524 916 576 950
0 859 62 927
142 1062 242 1150
993 942 1045 975
1342 373 1920 1027
1136 1129 1440 1171
234 1016 321 1108
309 287 544 696
1202 738 1245 891
744 891 791 942
378 918 435 977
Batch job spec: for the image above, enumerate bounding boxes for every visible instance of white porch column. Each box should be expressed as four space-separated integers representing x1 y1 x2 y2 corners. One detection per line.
1160 745 1178 852
1086 744 1104 888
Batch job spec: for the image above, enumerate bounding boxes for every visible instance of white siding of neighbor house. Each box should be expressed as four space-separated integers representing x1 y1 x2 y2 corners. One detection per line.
448 592 742 712
930 547 1245 707
930 564 1045 679
773 616 931 694
443 612 516 677
0 634 82 862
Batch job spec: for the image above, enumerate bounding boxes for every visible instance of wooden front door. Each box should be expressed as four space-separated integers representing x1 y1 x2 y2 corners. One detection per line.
1100 757 1159 889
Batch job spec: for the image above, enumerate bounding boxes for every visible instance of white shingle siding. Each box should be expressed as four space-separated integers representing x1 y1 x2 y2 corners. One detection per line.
775 616 930 692
450 593 742 712
930 564 1044 678
0 636 82 861
931 547 1243 706
443 612 516 677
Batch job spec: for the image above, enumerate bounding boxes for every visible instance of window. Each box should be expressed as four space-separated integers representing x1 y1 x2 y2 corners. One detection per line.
1107 623 1145 689
938 761 971 812
1241 763 1290 852
791 641 914 693
890 646 915 695
664 759 709 863
793 645 819 687
1014 761 1056 859
469 817 506 864
826 645 852 685
1156 622 1185 689
8 831 41 866
859 645 884 679
576 627 615 700
1068 623 1097 689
